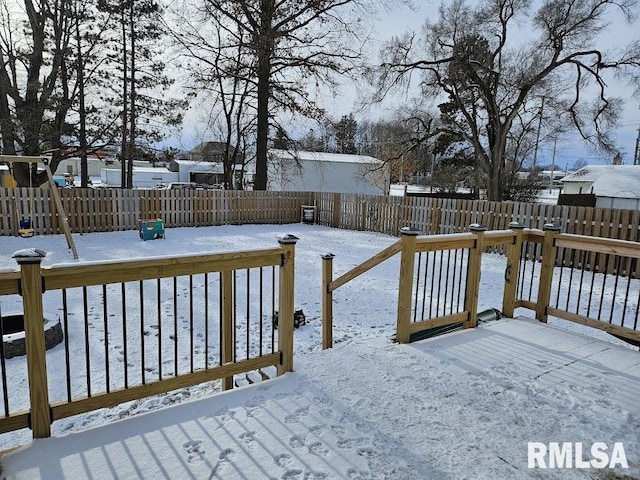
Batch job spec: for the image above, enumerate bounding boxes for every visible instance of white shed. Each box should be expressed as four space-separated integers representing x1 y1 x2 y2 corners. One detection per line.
54 157 112 177
101 167 178 188
267 149 389 194
561 165 640 209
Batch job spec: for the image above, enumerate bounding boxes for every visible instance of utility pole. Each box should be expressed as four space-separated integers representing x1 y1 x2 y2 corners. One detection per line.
549 136 557 193
532 97 545 171
634 125 640 166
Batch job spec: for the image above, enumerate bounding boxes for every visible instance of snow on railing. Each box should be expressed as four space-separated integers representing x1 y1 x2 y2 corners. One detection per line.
0 237 297 442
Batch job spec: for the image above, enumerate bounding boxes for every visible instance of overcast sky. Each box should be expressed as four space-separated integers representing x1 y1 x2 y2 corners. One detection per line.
366 1 640 167
175 1 639 167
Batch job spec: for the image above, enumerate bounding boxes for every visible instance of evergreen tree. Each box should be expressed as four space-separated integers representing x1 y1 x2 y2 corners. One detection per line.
334 114 357 154
98 0 185 188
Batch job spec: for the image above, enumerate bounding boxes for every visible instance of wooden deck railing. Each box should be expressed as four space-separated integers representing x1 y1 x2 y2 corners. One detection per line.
517 226 640 345
0 236 297 440
322 224 640 349
1 222 638 449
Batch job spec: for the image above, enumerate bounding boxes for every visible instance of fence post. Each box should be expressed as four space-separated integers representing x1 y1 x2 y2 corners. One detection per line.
502 222 525 318
464 224 487 329
221 270 234 391
321 253 335 350
277 234 298 375
332 193 341 228
396 227 420 344
13 249 51 438
536 224 561 323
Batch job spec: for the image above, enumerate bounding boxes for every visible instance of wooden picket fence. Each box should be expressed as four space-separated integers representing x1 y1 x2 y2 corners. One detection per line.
1 188 639 248
0 188 313 235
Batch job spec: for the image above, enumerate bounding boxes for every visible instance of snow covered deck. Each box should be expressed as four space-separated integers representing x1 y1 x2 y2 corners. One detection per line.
2 317 639 479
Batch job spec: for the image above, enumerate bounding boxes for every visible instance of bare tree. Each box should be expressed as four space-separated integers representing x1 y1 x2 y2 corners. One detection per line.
168 2 257 189
200 0 366 190
0 0 74 186
378 0 640 201
357 110 436 183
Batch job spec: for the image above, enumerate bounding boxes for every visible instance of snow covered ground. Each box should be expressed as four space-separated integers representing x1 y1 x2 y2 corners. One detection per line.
2 317 639 479
0 224 638 478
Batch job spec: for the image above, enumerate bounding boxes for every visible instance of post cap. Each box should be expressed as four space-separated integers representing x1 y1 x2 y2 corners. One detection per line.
508 222 525 229
277 234 299 244
543 224 561 232
399 227 421 236
321 253 335 260
13 248 47 263
469 223 487 232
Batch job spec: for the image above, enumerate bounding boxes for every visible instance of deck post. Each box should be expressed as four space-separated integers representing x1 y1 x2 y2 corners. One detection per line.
277 234 298 375
502 222 525 318
464 224 487 329
396 227 420 343
14 249 51 438
321 253 335 350
536 224 561 323
221 270 234 391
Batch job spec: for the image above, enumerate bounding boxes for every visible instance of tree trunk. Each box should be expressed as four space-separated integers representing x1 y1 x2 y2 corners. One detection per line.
120 9 128 189
127 0 135 190
486 146 505 201
254 58 270 190
0 56 17 157
253 0 274 191
75 10 88 188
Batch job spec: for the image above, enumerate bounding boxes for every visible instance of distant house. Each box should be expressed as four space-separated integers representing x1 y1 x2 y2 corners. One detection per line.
267 149 389 195
181 141 243 164
560 165 640 209
171 142 245 187
168 159 225 186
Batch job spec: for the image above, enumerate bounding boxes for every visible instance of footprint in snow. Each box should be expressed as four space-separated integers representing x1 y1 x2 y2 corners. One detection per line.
288 435 306 449
309 424 327 436
308 441 330 457
346 468 373 480
319 408 334 419
182 439 206 464
239 431 256 444
281 469 303 480
337 438 368 449
274 453 293 468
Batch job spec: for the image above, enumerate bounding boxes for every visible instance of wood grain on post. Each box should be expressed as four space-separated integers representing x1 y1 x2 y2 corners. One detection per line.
464 224 487 329
321 253 334 350
14 249 51 438
536 224 561 323
502 223 525 318
396 227 420 344
221 270 234 391
44 164 78 259
277 235 298 375
332 193 341 228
